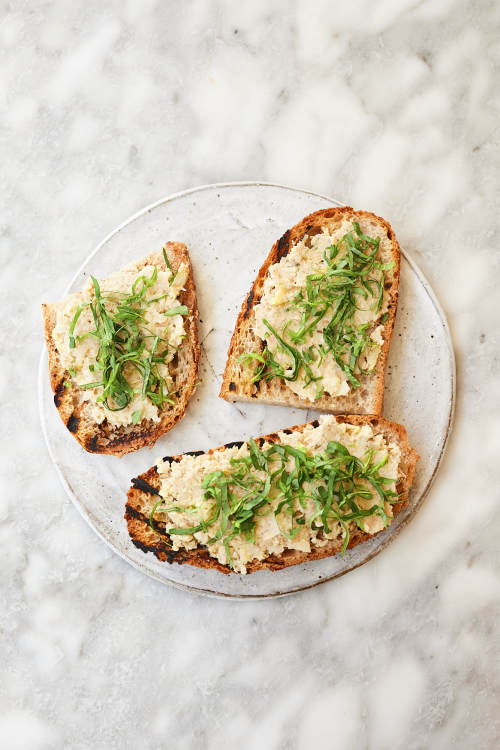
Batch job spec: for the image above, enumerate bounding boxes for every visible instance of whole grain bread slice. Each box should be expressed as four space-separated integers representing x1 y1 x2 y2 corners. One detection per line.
125 415 419 575
220 207 401 415
41 243 200 457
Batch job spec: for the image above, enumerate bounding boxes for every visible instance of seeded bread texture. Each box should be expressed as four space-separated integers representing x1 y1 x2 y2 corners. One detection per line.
125 415 419 575
41 243 200 457
219 207 400 415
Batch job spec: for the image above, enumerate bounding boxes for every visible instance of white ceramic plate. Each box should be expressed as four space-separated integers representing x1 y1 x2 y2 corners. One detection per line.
39 182 455 598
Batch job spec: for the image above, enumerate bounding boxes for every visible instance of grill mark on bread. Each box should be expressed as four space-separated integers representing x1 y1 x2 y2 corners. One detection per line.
130 535 175 559
125 505 175 548
125 504 154 526
126 503 231 570
87 435 99 452
164 548 190 564
67 415 80 433
131 476 159 496
242 289 255 319
275 229 291 260
54 380 65 408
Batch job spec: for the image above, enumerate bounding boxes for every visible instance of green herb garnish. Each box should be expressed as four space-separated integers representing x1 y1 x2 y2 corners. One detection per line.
240 223 392 395
162 246 178 286
68 266 178 412
68 305 83 349
151 437 399 569
164 305 189 317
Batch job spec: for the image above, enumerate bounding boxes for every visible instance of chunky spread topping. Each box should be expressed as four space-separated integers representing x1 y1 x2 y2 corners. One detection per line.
52 250 188 427
153 416 401 574
240 219 393 402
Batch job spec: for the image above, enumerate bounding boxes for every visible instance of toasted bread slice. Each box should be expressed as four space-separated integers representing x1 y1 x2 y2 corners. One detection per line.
220 207 400 415
42 243 200 457
125 415 418 575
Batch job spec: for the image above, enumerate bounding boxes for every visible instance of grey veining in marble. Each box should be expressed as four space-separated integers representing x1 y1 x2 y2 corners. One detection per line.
1 1 499 748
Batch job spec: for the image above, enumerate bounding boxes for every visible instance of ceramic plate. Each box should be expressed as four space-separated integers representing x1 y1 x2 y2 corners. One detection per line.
39 183 455 598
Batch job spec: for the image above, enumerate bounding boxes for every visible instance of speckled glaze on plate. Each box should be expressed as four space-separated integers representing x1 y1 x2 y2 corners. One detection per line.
39 183 456 598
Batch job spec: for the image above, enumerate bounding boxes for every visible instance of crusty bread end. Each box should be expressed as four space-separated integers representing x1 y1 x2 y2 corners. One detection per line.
42 243 200 457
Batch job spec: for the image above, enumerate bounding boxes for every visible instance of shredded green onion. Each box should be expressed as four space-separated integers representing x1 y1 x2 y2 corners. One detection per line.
240 223 393 396
162 247 178 286
150 438 399 570
68 259 183 414
164 305 189 317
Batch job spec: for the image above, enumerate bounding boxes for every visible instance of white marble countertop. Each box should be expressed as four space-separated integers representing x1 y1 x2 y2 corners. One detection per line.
2 1 499 748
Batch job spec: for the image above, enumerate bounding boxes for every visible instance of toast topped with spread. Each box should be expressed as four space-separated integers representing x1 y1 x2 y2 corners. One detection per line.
125 414 418 575
220 207 400 415
42 243 199 456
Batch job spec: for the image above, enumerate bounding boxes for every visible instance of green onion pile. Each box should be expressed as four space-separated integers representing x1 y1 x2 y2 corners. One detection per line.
239 223 392 397
151 437 399 569
68 251 187 415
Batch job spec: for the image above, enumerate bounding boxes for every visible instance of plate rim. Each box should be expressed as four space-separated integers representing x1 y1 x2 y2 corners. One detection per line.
38 181 456 599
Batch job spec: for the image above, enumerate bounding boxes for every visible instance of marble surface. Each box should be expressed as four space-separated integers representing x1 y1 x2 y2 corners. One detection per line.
1 1 499 748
